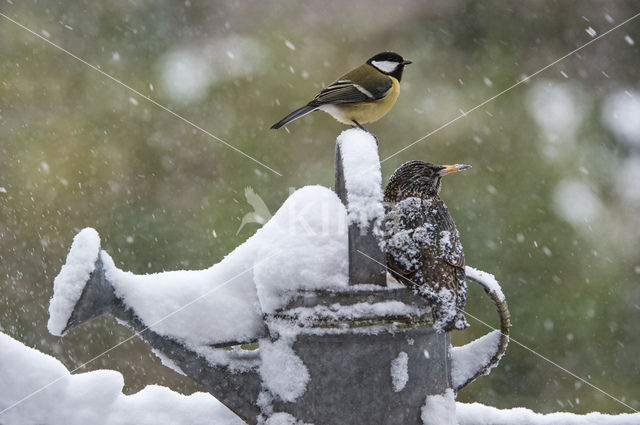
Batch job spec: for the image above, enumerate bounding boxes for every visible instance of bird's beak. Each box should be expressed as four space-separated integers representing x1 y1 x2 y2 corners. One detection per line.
402 60 412 65
438 164 472 176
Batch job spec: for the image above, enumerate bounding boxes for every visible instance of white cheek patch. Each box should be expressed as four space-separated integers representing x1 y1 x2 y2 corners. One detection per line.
371 60 399 74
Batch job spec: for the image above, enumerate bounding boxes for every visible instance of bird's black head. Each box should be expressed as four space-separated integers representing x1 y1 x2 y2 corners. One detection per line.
366 51 412 81
384 160 471 202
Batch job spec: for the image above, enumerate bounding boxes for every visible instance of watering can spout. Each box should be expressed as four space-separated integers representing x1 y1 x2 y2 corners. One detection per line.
61 253 116 334
48 229 265 423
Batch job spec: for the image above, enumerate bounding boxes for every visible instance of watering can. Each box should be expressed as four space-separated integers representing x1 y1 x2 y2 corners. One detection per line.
48 130 509 424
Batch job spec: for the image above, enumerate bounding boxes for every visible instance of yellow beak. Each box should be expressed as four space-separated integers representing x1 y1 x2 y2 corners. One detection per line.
438 164 472 176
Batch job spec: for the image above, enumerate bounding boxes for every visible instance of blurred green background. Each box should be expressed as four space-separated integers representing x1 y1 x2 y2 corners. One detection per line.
1 0 639 416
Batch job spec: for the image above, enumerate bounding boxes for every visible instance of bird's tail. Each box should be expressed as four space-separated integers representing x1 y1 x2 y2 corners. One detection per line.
270 104 317 129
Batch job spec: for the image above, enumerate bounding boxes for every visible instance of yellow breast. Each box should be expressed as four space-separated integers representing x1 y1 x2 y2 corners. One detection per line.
320 77 401 125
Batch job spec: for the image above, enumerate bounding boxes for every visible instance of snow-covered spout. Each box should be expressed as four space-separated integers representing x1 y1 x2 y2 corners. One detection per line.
336 129 384 229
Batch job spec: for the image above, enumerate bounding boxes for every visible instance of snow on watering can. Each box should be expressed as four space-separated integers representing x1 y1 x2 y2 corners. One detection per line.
47 129 510 425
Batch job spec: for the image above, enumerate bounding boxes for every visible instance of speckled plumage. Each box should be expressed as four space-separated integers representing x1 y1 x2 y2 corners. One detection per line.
383 161 470 332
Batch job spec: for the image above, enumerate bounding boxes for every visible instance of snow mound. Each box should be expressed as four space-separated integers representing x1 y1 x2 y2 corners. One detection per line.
450 330 501 389
422 389 457 425
4 330 639 425
390 351 409 392
254 185 348 313
0 331 243 425
457 402 640 424
48 186 348 351
259 337 309 402
337 128 384 228
265 412 312 425
47 227 101 336
276 300 430 327
101 248 264 348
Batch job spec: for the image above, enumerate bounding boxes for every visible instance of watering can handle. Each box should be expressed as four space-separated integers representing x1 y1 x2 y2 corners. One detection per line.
453 267 511 391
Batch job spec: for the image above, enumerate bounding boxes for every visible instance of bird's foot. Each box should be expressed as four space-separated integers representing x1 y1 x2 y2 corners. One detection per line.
352 120 378 145
351 120 367 131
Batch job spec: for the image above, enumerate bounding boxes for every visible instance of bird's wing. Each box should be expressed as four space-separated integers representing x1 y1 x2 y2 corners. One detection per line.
417 198 465 295
310 64 392 105
384 198 426 288
430 199 465 269
385 197 468 331
385 197 465 285
419 199 468 331
386 239 420 289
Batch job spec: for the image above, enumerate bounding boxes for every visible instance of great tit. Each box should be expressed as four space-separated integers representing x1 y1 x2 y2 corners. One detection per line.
271 51 411 130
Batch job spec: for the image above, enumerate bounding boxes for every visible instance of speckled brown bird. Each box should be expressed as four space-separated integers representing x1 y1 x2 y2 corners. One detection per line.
383 161 471 332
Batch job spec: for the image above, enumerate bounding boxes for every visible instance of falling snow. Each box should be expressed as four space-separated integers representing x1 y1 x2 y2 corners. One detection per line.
3 3 640 423
40 161 50 174
602 90 640 147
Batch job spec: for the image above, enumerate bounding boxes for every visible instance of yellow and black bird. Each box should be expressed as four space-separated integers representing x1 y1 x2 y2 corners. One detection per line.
271 51 411 130
383 161 471 333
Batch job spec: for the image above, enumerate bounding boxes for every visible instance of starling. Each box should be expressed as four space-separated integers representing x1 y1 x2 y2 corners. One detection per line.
383 161 471 332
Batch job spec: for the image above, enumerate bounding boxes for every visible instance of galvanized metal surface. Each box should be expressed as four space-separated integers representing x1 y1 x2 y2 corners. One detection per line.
272 327 451 425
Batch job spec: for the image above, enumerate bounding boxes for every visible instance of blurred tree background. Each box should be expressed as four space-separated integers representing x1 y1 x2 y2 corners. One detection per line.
1 0 639 417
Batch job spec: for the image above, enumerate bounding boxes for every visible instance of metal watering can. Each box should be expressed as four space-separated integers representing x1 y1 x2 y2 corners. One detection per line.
50 130 509 424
